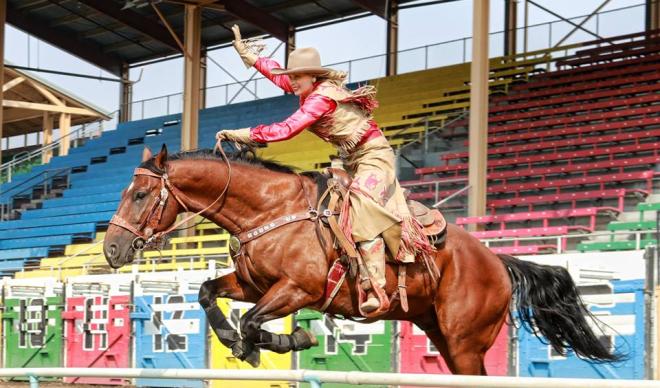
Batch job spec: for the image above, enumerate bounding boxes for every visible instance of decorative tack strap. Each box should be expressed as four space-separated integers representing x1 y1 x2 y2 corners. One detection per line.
238 211 316 244
109 214 147 239
320 259 348 313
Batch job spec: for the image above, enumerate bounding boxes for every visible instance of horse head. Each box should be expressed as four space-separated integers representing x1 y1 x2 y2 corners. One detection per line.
103 144 182 268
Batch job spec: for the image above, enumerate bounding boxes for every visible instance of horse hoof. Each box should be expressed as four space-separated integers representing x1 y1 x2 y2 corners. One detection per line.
245 348 261 368
292 326 319 349
232 340 261 367
231 340 248 360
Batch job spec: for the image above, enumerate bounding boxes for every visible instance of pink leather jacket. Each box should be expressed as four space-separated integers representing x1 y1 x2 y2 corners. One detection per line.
249 57 381 149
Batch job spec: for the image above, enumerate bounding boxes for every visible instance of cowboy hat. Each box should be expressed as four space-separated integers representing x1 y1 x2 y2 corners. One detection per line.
270 47 335 75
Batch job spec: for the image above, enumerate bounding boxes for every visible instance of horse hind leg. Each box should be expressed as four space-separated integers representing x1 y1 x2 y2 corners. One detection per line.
414 309 490 375
423 324 487 375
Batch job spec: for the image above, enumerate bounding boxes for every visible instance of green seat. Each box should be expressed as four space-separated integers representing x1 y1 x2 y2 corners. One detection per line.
607 220 657 231
577 239 656 252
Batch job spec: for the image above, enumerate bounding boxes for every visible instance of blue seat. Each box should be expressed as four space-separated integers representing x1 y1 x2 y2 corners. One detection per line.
63 183 127 198
42 193 120 208
0 247 49 260
0 211 115 230
20 202 120 219
0 222 97 240
0 235 73 250
0 258 28 272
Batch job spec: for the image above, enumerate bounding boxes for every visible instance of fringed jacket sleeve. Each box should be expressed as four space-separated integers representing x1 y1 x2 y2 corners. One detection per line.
253 57 294 93
250 93 337 143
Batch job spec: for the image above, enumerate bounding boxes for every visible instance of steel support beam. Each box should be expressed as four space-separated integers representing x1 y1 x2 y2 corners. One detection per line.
647 0 660 31
386 0 399 76
285 26 296 68
554 0 611 48
181 4 201 151
6 3 123 75
221 0 289 42
351 0 387 18
0 0 5 164
504 0 517 56
467 0 489 230
119 64 132 123
200 49 207 110
79 0 179 50
527 0 603 41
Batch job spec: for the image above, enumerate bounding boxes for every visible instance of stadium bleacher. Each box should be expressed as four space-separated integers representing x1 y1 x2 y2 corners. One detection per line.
0 30 658 277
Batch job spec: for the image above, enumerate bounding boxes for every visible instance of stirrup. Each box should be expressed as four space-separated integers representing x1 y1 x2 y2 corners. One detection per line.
360 293 381 313
357 283 390 318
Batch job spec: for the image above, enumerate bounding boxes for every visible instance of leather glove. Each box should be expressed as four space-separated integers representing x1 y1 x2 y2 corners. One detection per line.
216 128 257 146
231 24 258 68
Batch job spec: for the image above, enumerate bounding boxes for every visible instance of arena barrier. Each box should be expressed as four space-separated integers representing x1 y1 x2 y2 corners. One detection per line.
2 368 660 388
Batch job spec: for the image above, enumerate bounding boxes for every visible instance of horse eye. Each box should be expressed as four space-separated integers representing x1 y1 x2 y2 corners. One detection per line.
134 191 147 201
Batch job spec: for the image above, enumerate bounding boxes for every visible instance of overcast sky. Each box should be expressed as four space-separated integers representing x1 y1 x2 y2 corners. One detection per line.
3 0 646 126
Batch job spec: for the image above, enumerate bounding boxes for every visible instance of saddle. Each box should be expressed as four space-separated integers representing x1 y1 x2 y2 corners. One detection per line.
318 168 446 318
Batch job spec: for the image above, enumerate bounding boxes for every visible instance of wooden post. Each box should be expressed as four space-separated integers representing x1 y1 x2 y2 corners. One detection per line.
468 0 490 231
181 4 201 152
58 113 71 157
42 112 53 164
386 0 399 76
0 0 6 165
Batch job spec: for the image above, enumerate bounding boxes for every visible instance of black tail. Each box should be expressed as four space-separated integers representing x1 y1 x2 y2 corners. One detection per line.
499 254 623 362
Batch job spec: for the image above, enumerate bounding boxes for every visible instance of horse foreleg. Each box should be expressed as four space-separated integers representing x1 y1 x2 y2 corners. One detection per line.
239 279 320 354
198 272 262 365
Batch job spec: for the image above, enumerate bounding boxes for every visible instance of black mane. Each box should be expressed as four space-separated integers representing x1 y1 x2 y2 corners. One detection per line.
139 146 325 185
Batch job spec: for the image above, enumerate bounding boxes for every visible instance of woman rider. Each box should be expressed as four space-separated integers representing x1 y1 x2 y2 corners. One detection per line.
216 25 433 314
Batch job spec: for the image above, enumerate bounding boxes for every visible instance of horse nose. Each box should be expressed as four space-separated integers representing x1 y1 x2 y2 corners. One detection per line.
105 242 119 261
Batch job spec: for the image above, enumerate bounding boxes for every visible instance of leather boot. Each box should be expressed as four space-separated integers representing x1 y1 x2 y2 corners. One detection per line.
358 237 386 313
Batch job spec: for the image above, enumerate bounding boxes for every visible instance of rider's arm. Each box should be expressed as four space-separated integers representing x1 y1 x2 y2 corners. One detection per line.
250 93 336 143
253 57 294 93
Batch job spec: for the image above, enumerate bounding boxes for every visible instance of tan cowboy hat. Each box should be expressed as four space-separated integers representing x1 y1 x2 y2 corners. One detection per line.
270 47 334 75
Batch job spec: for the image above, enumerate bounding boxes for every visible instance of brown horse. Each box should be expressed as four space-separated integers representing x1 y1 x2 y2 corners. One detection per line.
104 144 619 374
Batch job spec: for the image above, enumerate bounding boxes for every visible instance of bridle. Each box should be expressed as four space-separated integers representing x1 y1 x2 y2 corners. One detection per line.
109 142 232 251
108 141 321 260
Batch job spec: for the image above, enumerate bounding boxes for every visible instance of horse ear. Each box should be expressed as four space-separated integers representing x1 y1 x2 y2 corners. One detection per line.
154 143 168 169
142 146 153 162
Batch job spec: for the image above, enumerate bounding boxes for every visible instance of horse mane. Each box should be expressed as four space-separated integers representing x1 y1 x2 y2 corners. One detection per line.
139 146 326 186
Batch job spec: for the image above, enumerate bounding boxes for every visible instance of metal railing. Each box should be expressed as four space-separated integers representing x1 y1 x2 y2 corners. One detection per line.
482 228 658 255
1 367 658 388
0 167 71 221
123 3 646 121
0 119 106 184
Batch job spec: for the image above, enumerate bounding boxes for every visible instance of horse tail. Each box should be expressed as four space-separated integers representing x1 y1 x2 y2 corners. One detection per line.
498 253 623 362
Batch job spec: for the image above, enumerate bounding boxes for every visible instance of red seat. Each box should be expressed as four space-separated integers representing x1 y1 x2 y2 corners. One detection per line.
487 188 631 212
495 71 660 106
447 129 660 162
491 82 660 116
490 93 659 124
424 143 659 175
482 117 660 146
470 225 590 239
488 245 557 255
